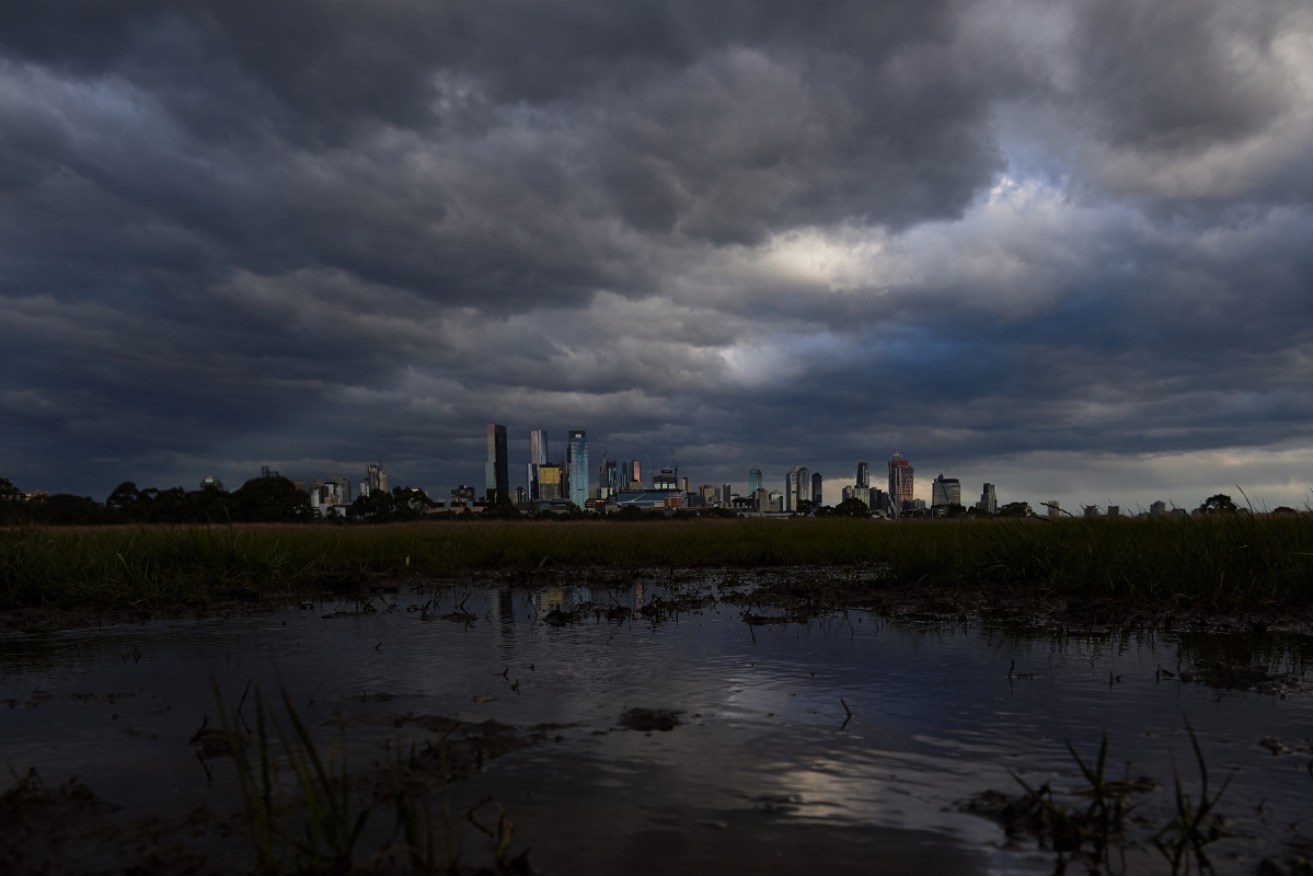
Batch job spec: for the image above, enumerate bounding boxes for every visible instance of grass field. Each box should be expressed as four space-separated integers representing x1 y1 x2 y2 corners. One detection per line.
1 514 1311 613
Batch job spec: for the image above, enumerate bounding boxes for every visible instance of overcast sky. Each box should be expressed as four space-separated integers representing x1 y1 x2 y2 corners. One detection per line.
2 1 1312 511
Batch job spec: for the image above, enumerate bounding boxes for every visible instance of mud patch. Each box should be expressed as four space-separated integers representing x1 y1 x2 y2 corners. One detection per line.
618 708 683 732
348 712 574 780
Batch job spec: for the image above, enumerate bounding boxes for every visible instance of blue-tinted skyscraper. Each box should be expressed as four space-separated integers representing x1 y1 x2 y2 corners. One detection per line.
747 468 762 496
567 430 589 508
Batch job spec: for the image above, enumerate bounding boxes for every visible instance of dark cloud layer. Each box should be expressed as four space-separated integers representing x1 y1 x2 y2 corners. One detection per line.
2 0 1311 508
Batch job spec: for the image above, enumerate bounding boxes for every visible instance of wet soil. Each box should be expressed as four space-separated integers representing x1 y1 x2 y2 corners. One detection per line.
6 566 1313 637
616 707 683 732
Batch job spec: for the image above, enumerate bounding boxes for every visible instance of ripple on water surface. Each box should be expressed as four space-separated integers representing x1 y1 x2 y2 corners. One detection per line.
1 585 1310 874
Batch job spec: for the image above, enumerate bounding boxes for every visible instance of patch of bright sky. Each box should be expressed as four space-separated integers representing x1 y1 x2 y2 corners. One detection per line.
719 340 807 389
747 169 1117 325
760 228 886 293
965 446 1313 513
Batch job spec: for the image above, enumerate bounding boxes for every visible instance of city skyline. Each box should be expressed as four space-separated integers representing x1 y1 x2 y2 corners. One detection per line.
0 421 1307 515
2 4 1311 514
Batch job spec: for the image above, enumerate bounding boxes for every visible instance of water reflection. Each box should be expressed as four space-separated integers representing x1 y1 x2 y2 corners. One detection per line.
1 582 1310 874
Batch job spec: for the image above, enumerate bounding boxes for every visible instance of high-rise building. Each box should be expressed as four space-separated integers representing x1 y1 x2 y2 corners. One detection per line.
1150 500 1167 517
811 472 823 506
931 473 961 509
331 475 351 505
870 488 889 514
538 464 562 501
598 458 618 499
628 459 642 490
1047 500 1061 520
747 468 763 496
367 463 388 496
856 461 869 489
567 430 588 508
722 483 733 506
528 430 549 500
888 450 913 513
977 483 997 515
485 424 509 503
785 467 810 512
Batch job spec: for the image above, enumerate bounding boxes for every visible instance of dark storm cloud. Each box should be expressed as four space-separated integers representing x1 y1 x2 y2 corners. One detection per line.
1069 0 1296 154
1042 0 1313 205
1 0 1311 507
0 0 1009 247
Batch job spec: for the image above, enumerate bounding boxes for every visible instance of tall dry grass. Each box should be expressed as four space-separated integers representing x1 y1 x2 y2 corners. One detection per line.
2 514 1309 612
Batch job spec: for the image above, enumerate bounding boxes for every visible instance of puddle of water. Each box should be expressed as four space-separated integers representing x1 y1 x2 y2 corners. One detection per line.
2 582 1311 874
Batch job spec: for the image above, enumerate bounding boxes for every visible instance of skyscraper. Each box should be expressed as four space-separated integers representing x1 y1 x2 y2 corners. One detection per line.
367 463 388 496
485 423 508 503
888 450 913 513
538 464 562 500
856 461 869 489
567 430 588 508
528 429 549 500
978 483 997 514
328 476 350 505
811 472 823 506
931 473 961 509
785 467 810 512
628 458 642 490
598 458 618 499
747 468 762 496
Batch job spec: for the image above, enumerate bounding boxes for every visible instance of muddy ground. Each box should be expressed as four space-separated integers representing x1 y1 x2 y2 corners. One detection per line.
6 566 1313 637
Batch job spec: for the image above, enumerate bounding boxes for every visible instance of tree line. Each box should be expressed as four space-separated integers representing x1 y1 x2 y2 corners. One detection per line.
0 476 444 525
